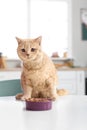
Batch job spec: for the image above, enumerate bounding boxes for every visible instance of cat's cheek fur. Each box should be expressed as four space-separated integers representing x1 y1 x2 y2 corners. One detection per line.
17 53 27 62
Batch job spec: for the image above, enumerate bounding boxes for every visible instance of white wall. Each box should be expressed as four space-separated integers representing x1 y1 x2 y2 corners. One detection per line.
71 0 87 67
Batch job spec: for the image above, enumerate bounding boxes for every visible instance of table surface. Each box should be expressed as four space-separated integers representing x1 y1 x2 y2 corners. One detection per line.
0 95 87 130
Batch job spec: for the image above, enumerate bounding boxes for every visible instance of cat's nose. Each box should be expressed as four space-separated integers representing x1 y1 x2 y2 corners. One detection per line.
26 54 29 56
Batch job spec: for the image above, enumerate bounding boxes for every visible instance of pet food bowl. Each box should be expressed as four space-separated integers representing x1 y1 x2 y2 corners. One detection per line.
25 98 52 111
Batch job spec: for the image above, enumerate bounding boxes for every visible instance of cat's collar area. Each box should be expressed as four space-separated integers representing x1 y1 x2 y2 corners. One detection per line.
23 63 42 71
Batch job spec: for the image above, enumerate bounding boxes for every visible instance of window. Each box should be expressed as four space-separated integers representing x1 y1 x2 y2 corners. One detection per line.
0 0 69 59
0 0 28 59
30 0 68 57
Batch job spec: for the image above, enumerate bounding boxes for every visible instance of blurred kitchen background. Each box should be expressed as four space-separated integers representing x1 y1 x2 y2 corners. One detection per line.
0 0 87 68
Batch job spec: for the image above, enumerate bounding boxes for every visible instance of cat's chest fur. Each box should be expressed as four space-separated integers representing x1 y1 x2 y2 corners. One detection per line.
24 69 47 88
22 53 57 87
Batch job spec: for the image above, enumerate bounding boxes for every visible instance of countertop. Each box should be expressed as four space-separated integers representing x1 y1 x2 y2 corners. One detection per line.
0 95 87 130
58 67 87 71
0 67 87 71
0 68 22 71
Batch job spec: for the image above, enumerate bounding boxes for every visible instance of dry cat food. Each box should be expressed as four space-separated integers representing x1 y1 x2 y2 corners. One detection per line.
25 98 52 111
26 98 50 102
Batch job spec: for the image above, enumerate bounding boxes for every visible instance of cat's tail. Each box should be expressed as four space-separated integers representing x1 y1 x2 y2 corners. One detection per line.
56 89 69 96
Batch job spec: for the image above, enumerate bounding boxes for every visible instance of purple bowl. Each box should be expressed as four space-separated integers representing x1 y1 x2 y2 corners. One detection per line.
25 98 52 111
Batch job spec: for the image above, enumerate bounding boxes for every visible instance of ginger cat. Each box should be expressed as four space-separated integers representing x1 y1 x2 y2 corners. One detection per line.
16 36 68 101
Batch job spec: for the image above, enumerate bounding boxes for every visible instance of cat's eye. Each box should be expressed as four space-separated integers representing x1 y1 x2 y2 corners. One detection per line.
31 48 36 52
21 49 25 52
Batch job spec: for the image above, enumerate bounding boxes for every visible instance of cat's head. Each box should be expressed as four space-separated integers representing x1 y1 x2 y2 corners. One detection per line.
16 36 42 62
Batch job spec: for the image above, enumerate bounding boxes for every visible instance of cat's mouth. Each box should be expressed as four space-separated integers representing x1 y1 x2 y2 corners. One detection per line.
25 55 36 61
26 55 30 59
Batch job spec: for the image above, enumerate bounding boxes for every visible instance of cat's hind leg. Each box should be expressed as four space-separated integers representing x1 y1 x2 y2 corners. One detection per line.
42 88 58 101
42 78 58 100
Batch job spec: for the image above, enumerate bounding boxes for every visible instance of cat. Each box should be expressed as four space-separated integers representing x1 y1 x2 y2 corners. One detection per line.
16 36 68 101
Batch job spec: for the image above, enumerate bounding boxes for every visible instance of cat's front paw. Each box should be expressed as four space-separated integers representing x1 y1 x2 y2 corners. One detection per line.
51 96 57 101
21 95 31 101
15 93 23 100
51 94 58 101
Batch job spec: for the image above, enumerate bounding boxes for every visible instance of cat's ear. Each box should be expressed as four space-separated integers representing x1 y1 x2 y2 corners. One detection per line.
35 36 42 45
16 37 22 44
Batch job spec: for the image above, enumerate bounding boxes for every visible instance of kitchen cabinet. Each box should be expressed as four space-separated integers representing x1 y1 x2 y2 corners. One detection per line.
0 71 21 81
0 69 86 95
57 70 85 95
0 70 22 96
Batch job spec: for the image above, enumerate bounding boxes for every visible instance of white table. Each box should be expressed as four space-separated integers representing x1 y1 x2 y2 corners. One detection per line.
0 95 87 130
